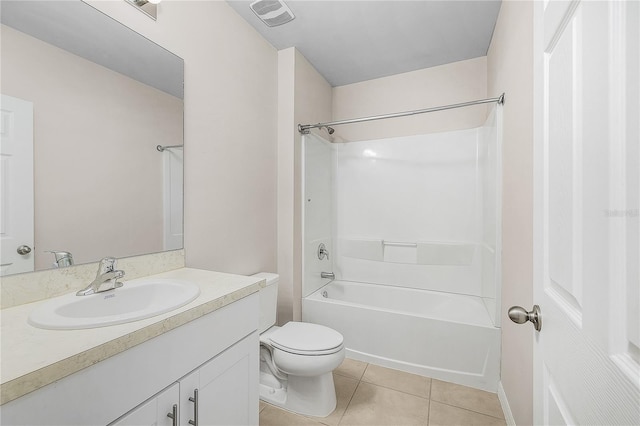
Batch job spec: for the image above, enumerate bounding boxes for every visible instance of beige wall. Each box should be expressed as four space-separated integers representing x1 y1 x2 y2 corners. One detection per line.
332 57 487 142
487 1 534 425
277 48 332 323
87 1 278 276
1 24 181 269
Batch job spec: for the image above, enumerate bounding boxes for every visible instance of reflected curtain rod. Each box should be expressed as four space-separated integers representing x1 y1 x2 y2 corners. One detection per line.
156 144 183 152
298 93 504 134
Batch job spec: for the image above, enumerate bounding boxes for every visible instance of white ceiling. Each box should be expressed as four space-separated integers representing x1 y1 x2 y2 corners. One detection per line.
227 0 502 87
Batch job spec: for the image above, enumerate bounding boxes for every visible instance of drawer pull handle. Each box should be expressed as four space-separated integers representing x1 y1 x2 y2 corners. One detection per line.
188 388 199 426
166 404 178 426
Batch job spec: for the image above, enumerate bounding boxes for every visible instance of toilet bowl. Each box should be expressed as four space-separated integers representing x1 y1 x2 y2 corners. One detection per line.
253 273 345 417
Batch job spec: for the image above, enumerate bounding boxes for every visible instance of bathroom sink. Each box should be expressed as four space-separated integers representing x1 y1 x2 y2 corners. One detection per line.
28 278 200 330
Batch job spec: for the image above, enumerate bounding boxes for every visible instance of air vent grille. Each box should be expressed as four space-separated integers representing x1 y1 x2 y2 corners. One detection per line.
250 0 295 27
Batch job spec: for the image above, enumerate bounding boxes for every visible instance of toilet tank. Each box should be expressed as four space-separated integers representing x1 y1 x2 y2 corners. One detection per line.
252 272 279 333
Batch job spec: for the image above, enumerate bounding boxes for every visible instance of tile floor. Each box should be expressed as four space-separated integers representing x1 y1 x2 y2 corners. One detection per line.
259 358 506 426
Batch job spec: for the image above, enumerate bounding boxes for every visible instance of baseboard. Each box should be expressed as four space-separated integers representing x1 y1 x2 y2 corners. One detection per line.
498 381 516 426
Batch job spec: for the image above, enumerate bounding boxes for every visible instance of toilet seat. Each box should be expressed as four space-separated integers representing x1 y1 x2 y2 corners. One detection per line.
268 322 344 356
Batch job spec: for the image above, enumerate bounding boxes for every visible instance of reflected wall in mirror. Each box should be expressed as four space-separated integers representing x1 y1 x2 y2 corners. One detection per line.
0 0 184 276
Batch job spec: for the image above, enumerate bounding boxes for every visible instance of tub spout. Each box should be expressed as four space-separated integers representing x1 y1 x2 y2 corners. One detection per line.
320 272 335 280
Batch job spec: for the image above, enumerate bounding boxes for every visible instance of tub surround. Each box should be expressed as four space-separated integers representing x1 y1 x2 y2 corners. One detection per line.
0 267 264 405
302 111 502 324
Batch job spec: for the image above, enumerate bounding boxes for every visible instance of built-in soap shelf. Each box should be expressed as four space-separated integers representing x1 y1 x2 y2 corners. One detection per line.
338 238 476 266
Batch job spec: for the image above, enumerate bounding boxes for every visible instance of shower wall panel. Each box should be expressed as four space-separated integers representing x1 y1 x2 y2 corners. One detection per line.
334 129 484 296
302 134 334 297
480 106 502 326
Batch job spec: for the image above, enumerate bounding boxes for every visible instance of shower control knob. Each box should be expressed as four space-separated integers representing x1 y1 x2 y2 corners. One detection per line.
317 243 330 260
508 305 542 332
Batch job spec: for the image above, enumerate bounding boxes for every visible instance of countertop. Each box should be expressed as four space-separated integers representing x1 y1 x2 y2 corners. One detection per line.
0 268 264 405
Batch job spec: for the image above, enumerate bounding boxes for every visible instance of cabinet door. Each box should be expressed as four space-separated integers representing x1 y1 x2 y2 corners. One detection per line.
111 383 179 426
180 333 259 426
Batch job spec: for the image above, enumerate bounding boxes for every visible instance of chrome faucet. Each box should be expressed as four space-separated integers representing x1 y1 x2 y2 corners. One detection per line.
47 250 74 268
76 257 125 296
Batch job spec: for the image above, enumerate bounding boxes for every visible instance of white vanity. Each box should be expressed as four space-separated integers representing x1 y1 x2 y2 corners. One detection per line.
0 268 263 425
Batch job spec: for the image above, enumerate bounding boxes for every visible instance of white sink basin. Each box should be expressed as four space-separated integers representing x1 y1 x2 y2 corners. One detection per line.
28 278 200 330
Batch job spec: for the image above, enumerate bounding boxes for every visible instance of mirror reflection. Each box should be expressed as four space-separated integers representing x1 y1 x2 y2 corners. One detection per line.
0 0 184 276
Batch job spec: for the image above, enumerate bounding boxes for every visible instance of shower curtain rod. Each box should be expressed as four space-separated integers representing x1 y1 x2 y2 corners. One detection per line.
298 93 504 134
156 144 183 152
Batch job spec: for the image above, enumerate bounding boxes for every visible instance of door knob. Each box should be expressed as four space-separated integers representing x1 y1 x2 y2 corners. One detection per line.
508 305 542 331
17 245 32 255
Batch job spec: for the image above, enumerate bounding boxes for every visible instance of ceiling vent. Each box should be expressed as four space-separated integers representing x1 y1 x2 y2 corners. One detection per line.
249 0 295 27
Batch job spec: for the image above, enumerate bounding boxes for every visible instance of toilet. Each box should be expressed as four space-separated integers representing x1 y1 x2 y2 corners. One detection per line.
253 273 345 417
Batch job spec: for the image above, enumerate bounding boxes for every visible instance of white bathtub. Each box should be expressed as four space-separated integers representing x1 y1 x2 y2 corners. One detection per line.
302 280 500 391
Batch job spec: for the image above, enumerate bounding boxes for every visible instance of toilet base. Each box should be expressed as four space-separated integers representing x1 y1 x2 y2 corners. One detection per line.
259 369 337 417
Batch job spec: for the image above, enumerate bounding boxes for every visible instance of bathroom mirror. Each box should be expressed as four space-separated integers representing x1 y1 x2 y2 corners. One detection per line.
0 0 184 276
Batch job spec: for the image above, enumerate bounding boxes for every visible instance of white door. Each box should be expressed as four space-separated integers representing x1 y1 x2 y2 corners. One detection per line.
533 1 640 425
0 94 34 276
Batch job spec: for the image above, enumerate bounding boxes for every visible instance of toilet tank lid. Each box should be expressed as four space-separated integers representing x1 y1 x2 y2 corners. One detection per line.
252 272 279 286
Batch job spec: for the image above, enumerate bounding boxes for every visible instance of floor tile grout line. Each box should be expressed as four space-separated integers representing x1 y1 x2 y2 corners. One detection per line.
359 378 432 401
429 399 506 421
354 362 369 382
426 379 433 425
334 371 365 381
317 361 369 426
262 400 324 425
358 360 434 401
337 362 368 426
333 359 367 381
336 379 364 426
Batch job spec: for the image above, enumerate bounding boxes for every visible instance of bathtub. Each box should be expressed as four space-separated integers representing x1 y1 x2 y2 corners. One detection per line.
302 280 500 392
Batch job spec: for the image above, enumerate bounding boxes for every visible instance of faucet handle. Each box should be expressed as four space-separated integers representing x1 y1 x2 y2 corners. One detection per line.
317 243 330 260
97 257 117 275
113 270 125 289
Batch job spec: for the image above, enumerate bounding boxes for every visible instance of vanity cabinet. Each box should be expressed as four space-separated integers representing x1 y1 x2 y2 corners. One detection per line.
178 335 255 426
112 334 256 426
1 293 259 426
112 384 179 426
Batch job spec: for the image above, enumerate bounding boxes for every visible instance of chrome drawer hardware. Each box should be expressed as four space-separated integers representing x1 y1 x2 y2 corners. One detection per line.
189 388 199 426
166 404 178 426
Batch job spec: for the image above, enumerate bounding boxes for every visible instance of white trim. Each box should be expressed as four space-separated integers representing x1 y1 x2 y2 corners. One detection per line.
531 0 545 423
498 381 516 426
